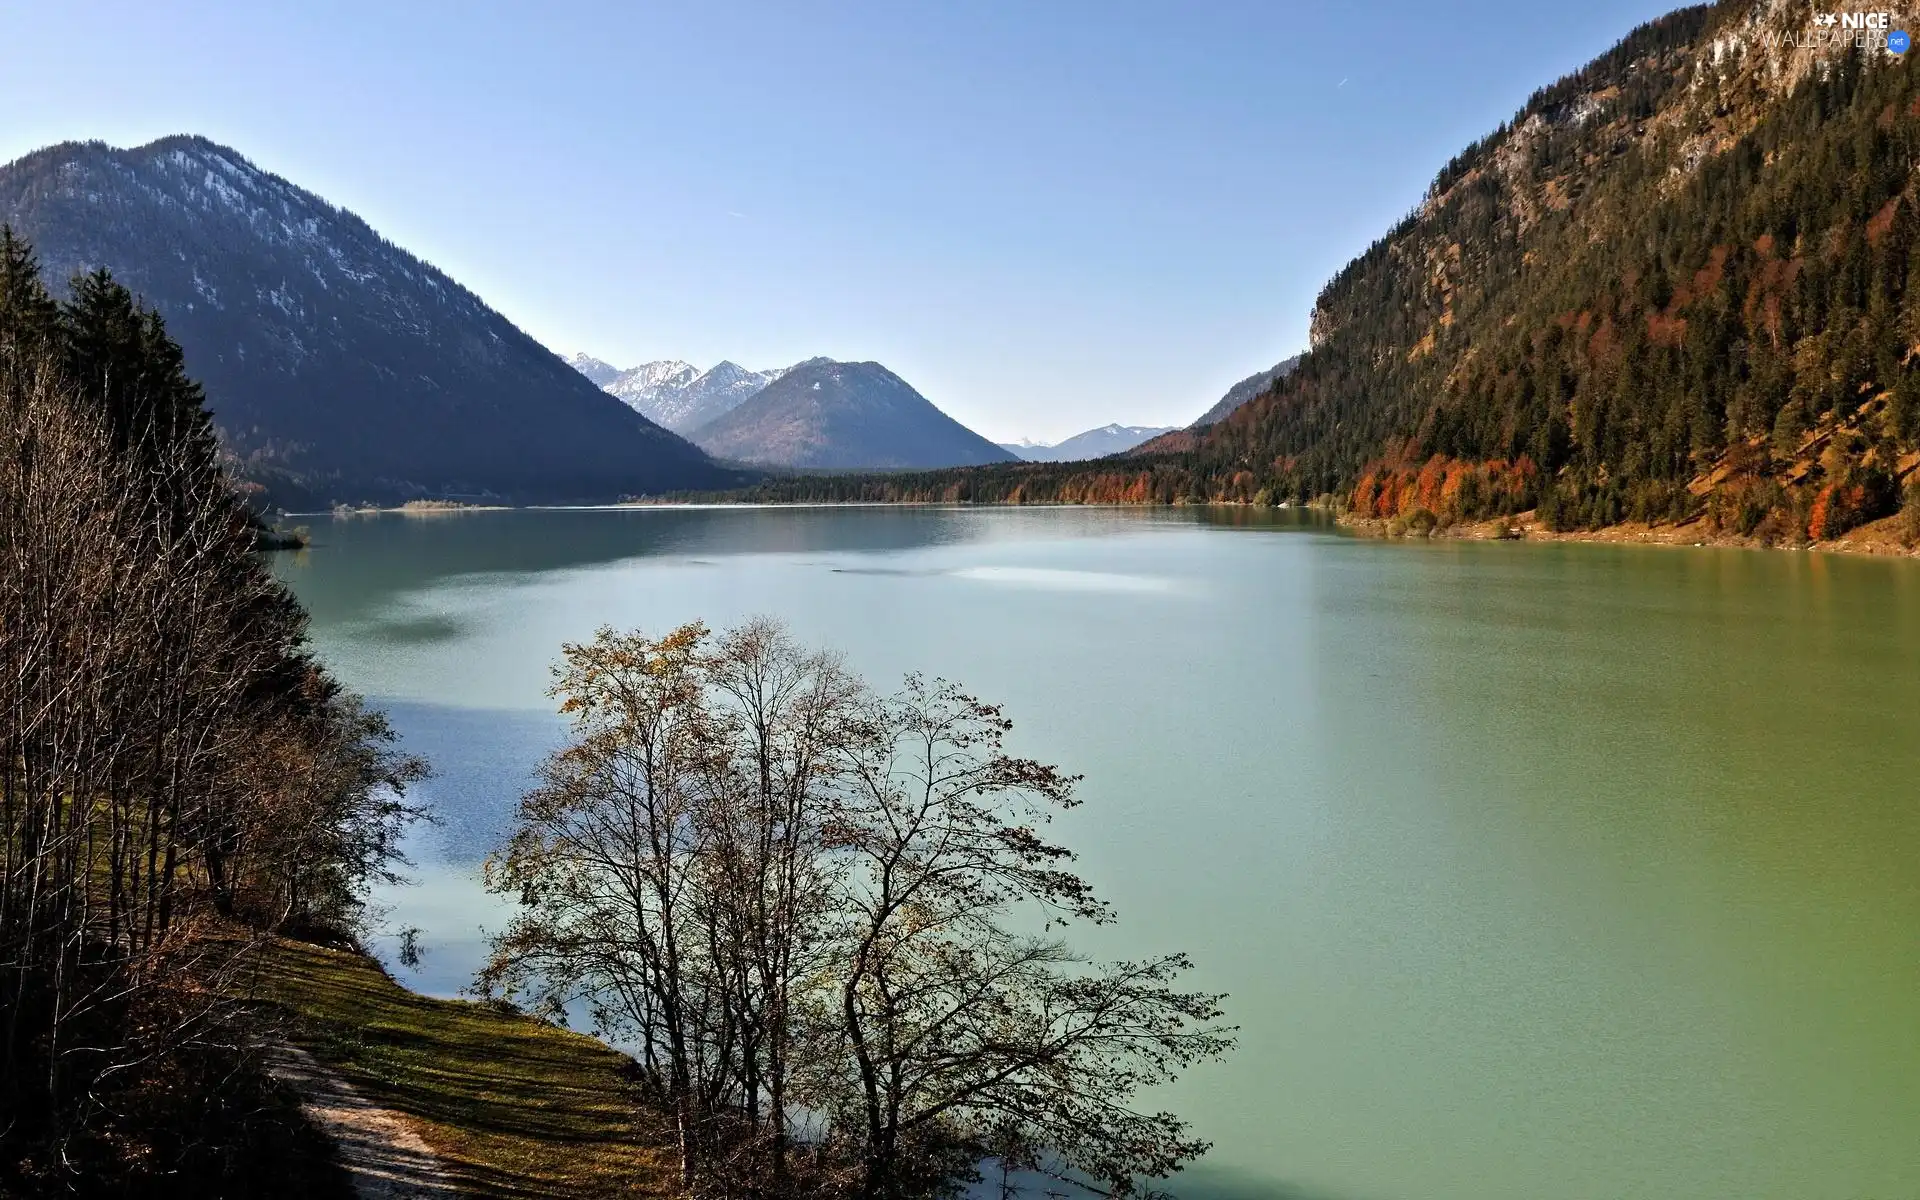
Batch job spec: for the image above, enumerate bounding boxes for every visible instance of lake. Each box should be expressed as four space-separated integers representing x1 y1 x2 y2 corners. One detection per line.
277 505 1920 1200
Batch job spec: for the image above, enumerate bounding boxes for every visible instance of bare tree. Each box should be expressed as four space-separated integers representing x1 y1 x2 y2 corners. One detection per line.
700 618 862 1181
1 234 425 1187
477 620 862 1189
816 676 1233 1199
477 623 728 1183
479 623 1233 1199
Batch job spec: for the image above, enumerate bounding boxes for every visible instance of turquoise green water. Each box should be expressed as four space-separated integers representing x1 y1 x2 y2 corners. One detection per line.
277 506 1920 1200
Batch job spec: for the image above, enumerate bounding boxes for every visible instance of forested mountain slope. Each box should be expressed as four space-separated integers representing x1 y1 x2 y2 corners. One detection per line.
1261 0 1920 537
0 136 728 506
726 1 1920 541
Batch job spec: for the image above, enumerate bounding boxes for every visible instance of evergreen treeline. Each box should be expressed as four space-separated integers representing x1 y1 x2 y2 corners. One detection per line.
721 6 1920 543
0 228 423 1195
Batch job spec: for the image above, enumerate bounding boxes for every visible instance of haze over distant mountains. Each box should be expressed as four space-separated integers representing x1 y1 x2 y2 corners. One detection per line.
0 135 725 506
0 133 1305 504
998 424 1176 462
994 357 1300 463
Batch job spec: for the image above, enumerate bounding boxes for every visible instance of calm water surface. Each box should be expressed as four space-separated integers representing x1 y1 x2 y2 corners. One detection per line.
277 506 1920 1200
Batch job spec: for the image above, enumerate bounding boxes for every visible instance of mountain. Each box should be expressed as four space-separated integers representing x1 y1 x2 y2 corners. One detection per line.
731 1 1920 540
1182 0 1920 535
1050 423 1178 459
1003 424 1177 461
0 135 726 505
604 359 695 413
603 359 785 433
568 352 622 386
691 359 1018 469
1191 355 1301 427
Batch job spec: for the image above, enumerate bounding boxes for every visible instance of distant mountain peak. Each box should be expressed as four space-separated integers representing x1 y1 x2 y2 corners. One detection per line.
1003 423 1178 462
691 358 1015 469
569 353 621 386
601 358 780 434
1191 355 1301 428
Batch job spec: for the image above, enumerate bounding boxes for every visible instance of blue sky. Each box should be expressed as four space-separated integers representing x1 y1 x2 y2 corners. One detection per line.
4 0 1683 442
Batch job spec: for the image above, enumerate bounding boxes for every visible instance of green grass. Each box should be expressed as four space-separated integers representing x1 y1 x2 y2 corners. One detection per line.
259 936 677 1199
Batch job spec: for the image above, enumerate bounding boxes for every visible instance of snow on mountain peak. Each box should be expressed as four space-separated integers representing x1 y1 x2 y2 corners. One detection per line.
593 358 784 434
568 353 621 386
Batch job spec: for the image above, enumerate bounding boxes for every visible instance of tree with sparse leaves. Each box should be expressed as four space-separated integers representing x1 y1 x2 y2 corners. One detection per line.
478 621 1234 1200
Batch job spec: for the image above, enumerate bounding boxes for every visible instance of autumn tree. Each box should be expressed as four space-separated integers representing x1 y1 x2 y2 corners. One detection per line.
0 229 424 1191
478 621 1233 1199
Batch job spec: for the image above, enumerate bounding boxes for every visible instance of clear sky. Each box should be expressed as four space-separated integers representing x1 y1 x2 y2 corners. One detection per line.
4 0 1684 442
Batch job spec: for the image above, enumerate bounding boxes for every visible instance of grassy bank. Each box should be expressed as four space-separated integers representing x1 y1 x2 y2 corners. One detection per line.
260 936 676 1199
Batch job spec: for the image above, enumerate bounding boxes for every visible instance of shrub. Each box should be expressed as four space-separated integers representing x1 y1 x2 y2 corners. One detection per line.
1710 479 1779 537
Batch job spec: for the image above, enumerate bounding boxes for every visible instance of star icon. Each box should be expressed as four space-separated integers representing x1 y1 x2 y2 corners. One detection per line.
1814 12 1838 26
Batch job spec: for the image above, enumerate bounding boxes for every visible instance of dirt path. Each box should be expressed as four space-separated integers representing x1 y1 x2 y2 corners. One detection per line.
269 1044 464 1200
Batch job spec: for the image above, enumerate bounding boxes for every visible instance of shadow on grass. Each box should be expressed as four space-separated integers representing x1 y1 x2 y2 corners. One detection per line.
262 937 675 1199
264 937 1385 1200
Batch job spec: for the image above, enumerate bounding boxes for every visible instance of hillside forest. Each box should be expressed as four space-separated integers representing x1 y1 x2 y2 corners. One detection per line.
716 7 1920 547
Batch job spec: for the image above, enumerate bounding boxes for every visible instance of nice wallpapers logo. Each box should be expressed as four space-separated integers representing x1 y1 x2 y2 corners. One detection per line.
1769 10 1911 51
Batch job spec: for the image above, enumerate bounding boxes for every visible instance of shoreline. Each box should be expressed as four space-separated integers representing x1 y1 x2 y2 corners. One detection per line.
278 497 1920 560
331 502 516 516
1338 509 1920 559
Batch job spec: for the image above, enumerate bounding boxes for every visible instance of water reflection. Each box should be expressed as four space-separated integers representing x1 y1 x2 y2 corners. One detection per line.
277 505 1324 625
283 508 1920 1200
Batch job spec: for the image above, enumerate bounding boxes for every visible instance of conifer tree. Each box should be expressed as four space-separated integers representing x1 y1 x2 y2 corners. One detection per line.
61 269 216 476
2 230 424 1192
0 227 57 350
